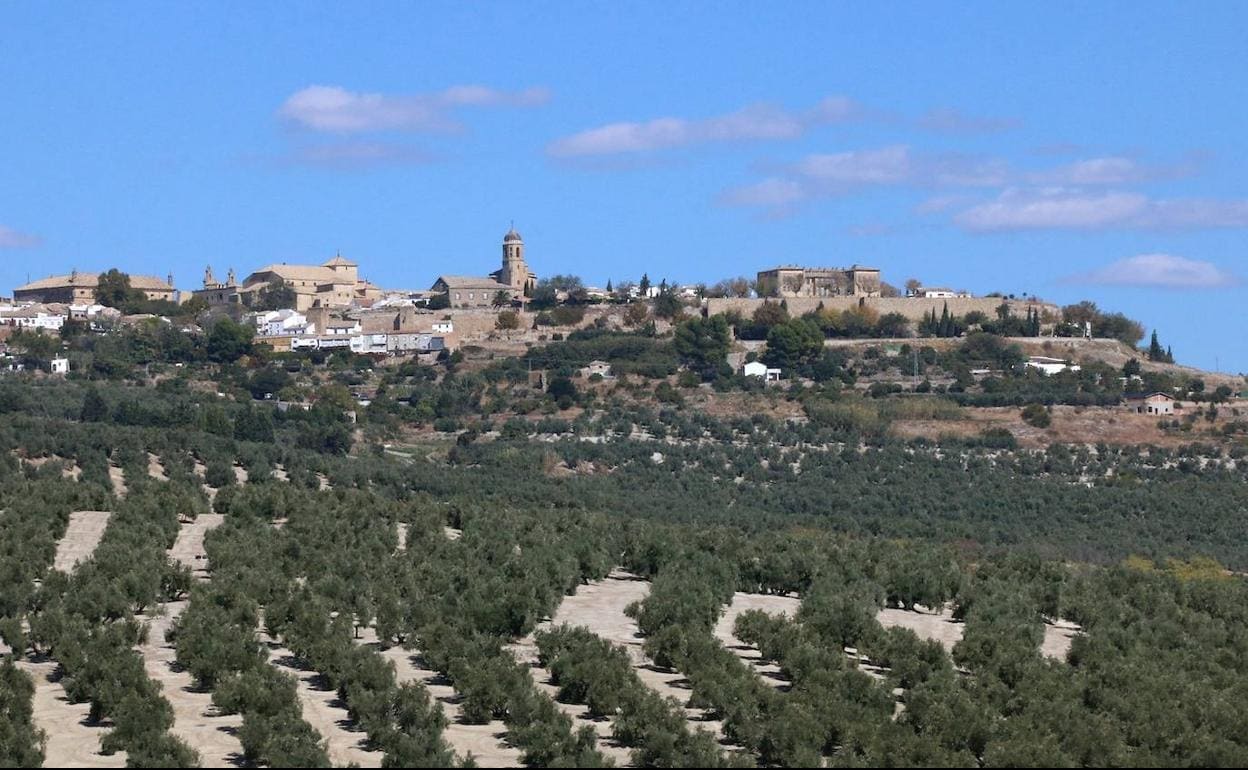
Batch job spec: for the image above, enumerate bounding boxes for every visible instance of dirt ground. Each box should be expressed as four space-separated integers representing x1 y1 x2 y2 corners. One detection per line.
515 571 730 751
358 627 527 768
261 630 383 768
137 603 243 767
876 606 1080 661
15 657 128 768
167 514 225 580
107 465 127 498
712 592 801 688
53 511 112 573
146 453 168 482
891 403 1241 448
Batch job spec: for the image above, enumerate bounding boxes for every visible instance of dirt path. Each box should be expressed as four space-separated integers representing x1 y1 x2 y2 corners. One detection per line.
876 606 1081 661
357 628 525 768
53 511 112 573
233 465 248 485
713 592 801 688
108 465 127 498
147 452 168 482
396 523 409 552
16 657 128 768
261 632 382 768
510 571 726 756
138 603 243 767
167 514 225 581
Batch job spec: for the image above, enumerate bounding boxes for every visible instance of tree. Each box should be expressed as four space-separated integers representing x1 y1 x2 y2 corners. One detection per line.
639 273 651 296
206 318 253 363
81 386 109 422
95 269 146 309
496 310 520 331
673 316 731 381
623 302 649 327
250 281 297 312
763 318 824 370
652 289 682 320
905 278 922 296
491 290 511 310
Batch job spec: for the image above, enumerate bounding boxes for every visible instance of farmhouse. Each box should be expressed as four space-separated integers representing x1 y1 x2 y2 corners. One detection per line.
1126 392 1176 415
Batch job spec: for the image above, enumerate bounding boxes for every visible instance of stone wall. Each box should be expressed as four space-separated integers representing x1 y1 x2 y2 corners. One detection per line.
704 296 1058 322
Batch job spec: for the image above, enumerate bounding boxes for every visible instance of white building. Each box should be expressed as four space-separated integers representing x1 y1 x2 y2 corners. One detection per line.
1025 356 1081 376
916 287 972 298
743 361 782 382
253 309 313 337
0 304 66 331
50 357 70 375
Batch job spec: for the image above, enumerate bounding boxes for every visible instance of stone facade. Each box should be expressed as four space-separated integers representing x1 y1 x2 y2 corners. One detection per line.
194 255 382 311
704 296 1058 323
15 271 176 304
757 265 882 298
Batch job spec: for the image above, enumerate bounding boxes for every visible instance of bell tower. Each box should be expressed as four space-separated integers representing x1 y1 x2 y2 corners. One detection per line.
499 225 530 292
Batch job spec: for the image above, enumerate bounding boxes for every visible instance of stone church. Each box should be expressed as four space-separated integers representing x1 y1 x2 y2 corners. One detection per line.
431 227 538 308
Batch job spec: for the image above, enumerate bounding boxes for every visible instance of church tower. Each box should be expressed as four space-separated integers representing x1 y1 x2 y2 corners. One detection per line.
498 226 535 293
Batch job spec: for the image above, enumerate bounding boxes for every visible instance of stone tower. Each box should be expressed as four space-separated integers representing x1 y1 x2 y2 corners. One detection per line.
498 226 534 293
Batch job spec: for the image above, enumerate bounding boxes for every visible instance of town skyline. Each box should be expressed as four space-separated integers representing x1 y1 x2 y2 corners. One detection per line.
2 2 1245 371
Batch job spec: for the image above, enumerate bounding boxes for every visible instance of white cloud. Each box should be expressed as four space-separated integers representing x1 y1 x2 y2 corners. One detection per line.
1067 254 1240 289
1028 156 1196 186
917 107 1019 134
547 96 862 157
279 84 550 133
955 188 1248 232
955 188 1148 231
722 146 1009 212
0 225 41 248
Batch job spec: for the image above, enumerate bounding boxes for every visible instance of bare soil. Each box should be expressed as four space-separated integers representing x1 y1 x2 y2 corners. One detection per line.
876 606 1080 661
358 627 526 768
15 657 128 768
53 511 111 573
712 592 801 688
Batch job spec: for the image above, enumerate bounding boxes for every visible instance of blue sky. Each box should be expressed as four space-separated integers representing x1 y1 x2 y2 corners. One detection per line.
1 2 1245 371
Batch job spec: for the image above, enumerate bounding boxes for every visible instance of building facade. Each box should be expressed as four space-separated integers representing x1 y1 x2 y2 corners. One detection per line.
194 255 382 311
431 228 538 307
756 265 882 298
14 270 176 304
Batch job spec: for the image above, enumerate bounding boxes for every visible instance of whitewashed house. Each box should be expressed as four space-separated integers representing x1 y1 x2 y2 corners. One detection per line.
743 361 782 382
50 357 70 374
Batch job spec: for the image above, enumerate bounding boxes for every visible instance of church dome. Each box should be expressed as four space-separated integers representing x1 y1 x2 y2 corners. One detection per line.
503 227 523 243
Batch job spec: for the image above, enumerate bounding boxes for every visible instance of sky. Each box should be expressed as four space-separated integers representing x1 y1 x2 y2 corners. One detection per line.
1 2 1245 371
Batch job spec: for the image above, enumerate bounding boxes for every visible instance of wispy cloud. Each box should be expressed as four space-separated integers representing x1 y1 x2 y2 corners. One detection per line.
0 225 41 248
954 188 1248 232
721 145 1009 212
280 142 434 170
1065 254 1240 289
1027 156 1197 186
279 84 550 134
917 107 1020 134
547 96 861 157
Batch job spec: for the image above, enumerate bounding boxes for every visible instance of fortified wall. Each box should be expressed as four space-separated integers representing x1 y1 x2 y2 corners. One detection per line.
703 296 1059 322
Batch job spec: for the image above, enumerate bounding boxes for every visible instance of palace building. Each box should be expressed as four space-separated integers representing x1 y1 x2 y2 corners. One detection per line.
756 265 882 299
